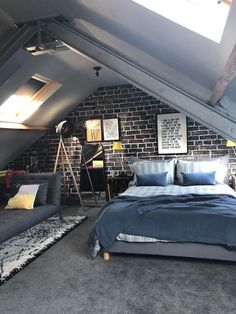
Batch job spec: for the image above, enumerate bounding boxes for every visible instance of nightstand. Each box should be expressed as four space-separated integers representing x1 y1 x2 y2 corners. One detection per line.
107 175 133 200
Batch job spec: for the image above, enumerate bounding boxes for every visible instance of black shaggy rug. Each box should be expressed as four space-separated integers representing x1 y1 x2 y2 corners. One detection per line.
0 215 87 286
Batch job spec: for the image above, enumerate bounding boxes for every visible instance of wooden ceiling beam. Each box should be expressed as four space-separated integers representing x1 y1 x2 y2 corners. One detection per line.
222 0 232 5
0 121 47 131
209 44 236 106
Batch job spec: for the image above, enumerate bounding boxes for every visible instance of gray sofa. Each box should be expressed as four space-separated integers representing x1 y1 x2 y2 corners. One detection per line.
0 172 62 245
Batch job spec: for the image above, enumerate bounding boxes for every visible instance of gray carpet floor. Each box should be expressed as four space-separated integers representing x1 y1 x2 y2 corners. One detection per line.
0 203 236 314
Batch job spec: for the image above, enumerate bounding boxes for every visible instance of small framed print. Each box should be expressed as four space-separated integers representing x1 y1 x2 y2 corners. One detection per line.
157 113 187 154
102 118 120 141
85 119 102 142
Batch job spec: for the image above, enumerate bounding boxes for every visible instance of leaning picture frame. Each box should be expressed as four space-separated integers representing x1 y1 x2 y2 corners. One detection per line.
157 113 188 154
85 119 102 142
102 118 120 141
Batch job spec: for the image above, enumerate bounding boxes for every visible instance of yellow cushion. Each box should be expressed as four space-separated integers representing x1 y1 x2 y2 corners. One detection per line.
5 194 35 210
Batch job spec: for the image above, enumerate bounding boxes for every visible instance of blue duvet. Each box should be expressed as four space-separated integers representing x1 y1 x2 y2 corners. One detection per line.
87 194 236 255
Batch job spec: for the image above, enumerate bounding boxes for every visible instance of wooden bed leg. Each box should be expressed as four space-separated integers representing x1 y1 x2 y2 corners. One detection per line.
103 252 110 261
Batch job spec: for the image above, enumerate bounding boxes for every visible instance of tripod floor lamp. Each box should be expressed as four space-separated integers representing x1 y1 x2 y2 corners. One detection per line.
54 121 84 209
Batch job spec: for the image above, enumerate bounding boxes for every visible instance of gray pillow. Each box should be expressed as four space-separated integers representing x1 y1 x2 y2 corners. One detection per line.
34 182 48 206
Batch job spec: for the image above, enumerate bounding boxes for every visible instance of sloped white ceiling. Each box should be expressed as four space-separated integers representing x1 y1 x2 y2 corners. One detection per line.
0 45 125 167
0 2 126 167
1 0 236 102
0 0 236 167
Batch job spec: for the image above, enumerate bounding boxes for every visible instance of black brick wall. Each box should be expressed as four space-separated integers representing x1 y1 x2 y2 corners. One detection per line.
12 84 236 198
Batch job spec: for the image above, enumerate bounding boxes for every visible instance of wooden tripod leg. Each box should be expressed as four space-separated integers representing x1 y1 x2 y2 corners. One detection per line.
60 146 67 202
54 140 62 172
61 141 84 209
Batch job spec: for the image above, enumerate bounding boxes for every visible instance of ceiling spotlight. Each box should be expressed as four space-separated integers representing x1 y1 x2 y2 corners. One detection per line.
93 66 101 77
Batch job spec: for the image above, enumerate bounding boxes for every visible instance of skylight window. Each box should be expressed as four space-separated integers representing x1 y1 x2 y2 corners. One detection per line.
0 75 61 123
131 0 232 43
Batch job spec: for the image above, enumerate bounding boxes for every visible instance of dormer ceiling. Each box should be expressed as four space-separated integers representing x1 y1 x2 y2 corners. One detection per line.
0 0 236 167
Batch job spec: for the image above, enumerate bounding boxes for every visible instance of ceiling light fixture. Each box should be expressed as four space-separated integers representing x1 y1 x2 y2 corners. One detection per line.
93 66 101 77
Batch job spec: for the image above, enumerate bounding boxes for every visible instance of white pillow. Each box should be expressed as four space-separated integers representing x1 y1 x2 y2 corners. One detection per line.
18 184 39 196
129 159 175 185
177 159 228 184
5 184 39 209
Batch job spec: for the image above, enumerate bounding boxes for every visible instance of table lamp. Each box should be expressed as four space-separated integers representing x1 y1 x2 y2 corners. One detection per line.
226 140 236 147
112 141 123 151
226 140 236 154
112 141 124 175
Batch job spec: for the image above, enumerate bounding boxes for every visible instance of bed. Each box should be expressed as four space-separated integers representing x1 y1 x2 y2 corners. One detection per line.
88 157 236 262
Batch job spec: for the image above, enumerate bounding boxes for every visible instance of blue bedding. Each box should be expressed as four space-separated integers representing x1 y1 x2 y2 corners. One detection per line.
88 194 236 256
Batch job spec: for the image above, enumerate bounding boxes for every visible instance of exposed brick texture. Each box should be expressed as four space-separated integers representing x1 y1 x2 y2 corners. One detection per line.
12 84 236 199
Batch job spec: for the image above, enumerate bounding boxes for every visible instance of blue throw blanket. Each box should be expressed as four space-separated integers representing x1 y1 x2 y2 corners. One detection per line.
87 194 236 256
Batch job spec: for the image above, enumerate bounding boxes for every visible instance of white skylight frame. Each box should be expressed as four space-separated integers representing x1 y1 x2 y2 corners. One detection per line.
0 75 61 123
131 0 232 43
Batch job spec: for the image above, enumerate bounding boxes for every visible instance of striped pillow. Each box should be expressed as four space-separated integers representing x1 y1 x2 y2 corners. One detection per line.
177 159 227 184
129 159 175 185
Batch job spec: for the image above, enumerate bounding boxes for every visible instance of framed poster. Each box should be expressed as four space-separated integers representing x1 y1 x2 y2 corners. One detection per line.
85 119 102 142
157 113 187 154
102 118 120 141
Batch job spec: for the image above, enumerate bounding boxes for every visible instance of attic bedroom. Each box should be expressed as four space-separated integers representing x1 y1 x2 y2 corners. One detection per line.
0 0 236 313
